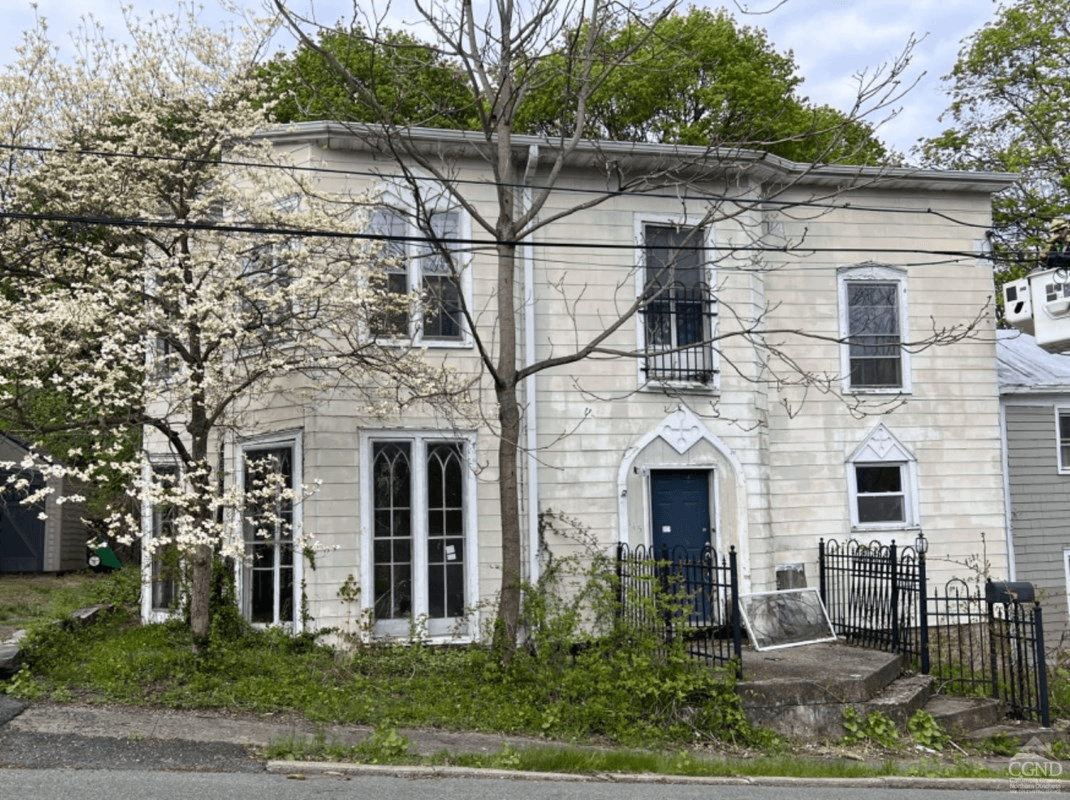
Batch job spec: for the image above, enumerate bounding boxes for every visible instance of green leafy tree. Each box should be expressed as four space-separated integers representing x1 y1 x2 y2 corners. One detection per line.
264 8 887 165
516 7 886 164
920 0 1070 294
258 26 479 128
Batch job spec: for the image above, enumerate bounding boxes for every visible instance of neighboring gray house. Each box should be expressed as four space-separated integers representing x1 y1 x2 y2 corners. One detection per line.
998 329 1070 639
0 434 87 572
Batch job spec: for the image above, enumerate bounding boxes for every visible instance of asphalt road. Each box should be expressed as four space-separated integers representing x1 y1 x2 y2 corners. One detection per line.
2 770 1069 800
1 695 1066 796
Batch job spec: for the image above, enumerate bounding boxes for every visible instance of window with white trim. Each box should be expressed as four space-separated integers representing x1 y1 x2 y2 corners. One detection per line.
240 240 295 345
847 423 919 530
370 208 466 343
149 463 181 613
364 434 474 638
1064 548 1070 620
638 223 715 385
241 443 297 626
1057 407 1070 473
839 265 910 392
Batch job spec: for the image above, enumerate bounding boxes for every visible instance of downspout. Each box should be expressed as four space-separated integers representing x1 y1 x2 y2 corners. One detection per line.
522 145 540 585
999 396 1017 580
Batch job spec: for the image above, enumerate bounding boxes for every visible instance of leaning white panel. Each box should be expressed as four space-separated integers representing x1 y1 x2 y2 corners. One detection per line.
739 588 837 651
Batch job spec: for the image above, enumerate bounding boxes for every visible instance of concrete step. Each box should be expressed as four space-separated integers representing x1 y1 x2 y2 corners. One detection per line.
738 642 905 739
0 629 26 679
0 642 19 679
742 642 903 702
923 693 1004 736
862 673 934 729
962 722 1066 749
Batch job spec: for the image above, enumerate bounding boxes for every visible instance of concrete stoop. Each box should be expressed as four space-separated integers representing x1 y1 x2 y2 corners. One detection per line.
735 641 1055 743
0 629 26 679
862 673 934 729
737 643 908 739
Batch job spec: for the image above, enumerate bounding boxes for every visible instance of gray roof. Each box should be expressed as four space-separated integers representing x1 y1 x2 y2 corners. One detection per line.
997 329 1070 393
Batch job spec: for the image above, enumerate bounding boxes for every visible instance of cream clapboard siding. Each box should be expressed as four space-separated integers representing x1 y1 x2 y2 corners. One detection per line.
524 178 1007 594
141 124 1014 636
759 188 1006 589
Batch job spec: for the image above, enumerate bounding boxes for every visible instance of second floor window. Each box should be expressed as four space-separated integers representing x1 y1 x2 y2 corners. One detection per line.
640 224 715 385
846 282 902 388
371 208 464 343
241 241 294 345
839 265 910 393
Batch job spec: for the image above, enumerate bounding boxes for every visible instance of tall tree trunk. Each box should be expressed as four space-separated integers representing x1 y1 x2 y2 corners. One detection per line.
493 160 523 651
189 541 213 644
495 376 522 651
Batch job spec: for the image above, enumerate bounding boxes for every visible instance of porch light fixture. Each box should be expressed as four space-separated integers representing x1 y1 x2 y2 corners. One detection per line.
914 532 928 555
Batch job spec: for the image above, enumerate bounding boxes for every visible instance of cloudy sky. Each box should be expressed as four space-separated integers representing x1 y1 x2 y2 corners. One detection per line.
0 0 1001 157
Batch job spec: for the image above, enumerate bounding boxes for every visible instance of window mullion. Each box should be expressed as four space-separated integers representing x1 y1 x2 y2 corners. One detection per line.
412 437 429 622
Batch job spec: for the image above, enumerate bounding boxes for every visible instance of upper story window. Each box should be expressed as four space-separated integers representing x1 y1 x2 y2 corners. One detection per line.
639 223 716 386
370 207 467 344
839 265 910 393
241 241 295 345
846 423 919 531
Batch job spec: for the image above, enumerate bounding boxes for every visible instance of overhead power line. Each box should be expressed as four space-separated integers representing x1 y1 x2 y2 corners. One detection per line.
0 208 996 265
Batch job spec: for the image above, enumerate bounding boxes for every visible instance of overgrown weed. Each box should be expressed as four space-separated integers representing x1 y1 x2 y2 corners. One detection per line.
5 540 762 748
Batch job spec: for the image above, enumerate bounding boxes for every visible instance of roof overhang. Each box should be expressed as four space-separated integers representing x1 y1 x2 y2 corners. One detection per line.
258 121 1018 196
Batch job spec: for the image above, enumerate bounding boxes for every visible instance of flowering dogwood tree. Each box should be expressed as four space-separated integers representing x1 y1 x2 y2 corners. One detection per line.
0 5 458 643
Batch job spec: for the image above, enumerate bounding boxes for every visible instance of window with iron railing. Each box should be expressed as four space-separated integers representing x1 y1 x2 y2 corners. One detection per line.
640 224 716 385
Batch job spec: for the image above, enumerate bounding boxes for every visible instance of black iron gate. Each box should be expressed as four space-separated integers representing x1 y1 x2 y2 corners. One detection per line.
819 537 1050 726
616 543 742 676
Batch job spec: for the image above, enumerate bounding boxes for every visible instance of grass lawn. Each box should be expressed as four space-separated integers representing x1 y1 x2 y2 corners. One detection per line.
1 568 1063 783
0 570 113 637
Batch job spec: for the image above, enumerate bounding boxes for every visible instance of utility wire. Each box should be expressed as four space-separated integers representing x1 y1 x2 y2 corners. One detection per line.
0 207 998 264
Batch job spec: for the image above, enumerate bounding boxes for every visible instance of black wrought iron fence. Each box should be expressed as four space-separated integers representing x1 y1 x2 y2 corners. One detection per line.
819 537 1050 726
818 538 925 662
616 543 742 676
988 584 1050 726
926 578 988 695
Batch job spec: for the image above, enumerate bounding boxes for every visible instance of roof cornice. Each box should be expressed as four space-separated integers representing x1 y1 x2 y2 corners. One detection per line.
258 121 1018 194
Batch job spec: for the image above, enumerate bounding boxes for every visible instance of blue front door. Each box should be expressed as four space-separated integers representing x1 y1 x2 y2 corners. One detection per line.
650 470 712 557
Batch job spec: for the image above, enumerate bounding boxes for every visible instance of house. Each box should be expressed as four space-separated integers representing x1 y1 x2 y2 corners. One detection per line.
998 328 1070 638
0 434 88 573
140 123 1016 639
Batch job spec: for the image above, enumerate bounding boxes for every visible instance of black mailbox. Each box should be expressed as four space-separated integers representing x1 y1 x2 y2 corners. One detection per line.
985 581 1035 604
